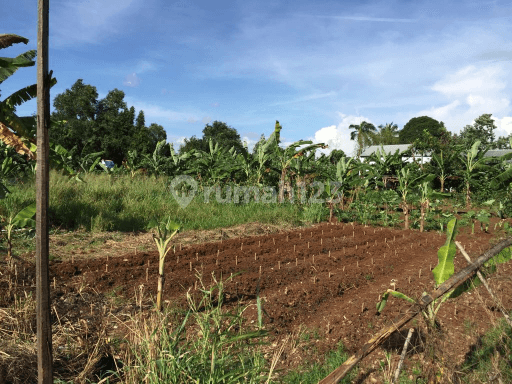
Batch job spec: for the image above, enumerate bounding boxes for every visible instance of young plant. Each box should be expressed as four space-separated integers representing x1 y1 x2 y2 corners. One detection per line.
476 209 490 232
417 174 450 232
464 210 477 234
150 217 180 311
377 218 458 329
2 203 36 261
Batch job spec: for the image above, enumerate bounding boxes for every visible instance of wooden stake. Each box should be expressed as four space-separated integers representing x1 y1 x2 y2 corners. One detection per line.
190 262 192 271
308 242 310 248
296 258 298 266
259 266 262 275
255 252 257 260
456 241 512 328
241 243 243 250
236 255 238 265
278 261 281 269
196 252 198 261
393 328 414 384
146 268 148 281
36 1 53 379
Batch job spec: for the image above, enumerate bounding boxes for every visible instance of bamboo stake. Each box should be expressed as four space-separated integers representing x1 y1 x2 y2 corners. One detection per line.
392 328 414 384
456 241 512 328
318 237 512 384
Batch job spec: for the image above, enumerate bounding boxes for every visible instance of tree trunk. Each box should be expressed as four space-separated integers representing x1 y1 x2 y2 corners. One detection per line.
402 201 409 230
440 177 445 193
156 273 164 311
466 181 471 208
419 205 425 232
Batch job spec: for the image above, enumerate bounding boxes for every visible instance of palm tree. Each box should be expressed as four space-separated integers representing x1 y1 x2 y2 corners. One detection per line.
349 120 377 158
373 122 399 145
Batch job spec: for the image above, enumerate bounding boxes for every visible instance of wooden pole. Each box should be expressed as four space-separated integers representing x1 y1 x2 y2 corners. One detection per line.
36 0 53 382
319 237 512 384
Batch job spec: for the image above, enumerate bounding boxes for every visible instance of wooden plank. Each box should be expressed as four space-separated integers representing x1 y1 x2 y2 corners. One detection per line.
36 0 53 382
319 237 512 384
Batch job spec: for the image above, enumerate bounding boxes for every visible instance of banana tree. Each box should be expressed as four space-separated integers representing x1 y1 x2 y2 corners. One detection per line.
334 156 356 209
366 147 403 190
188 138 234 184
430 150 458 193
491 138 512 190
0 34 57 156
460 140 490 208
269 124 326 202
149 217 180 311
253 121 281 185
169 144 193 176
142 139 170 177
396 165 424 230
417 174 450 232
2 203 36 261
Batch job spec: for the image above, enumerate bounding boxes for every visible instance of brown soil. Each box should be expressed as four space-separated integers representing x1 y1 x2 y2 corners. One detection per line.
3 219 512 382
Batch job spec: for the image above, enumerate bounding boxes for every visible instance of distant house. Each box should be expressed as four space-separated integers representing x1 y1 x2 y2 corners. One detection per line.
360 144 431 164
101 160 115 169
483 149 512 159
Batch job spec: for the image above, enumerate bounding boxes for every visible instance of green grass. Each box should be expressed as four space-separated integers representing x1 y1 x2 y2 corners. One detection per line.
1 172 305 233
277 342 354 384
458 314 512 383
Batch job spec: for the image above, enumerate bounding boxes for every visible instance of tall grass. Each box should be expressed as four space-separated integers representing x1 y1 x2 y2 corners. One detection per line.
119 273 270 384
3 172 304 232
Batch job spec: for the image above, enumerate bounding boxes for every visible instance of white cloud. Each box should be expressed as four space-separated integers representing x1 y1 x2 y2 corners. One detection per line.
419 64 512 132
202 116 212 124
310 113 373 157
495 116 512 136
128 100 199 123
431 65 507 97
123 73 141 87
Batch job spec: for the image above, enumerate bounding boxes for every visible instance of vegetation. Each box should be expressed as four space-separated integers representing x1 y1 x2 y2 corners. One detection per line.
2 32 512 384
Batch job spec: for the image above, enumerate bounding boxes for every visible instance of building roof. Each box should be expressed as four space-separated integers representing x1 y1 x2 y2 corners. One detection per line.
484 149 512 158
360 144 412 157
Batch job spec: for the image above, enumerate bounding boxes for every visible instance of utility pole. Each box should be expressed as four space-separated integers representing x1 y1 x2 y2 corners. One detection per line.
36 0 53 382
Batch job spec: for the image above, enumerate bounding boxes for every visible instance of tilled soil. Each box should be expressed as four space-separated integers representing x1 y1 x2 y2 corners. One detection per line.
4 219 512 381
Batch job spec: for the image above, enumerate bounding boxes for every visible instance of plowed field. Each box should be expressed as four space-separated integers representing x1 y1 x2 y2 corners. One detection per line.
4 220 512 381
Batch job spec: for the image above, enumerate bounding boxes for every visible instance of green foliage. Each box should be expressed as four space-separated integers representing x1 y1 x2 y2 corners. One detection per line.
399 116 445 145
51 79 165 165
280 342 354 383
459 113 497 148
377 219 460 329
348 120 377 157
121 275 269 384
1 202 36 260
432 218 457 285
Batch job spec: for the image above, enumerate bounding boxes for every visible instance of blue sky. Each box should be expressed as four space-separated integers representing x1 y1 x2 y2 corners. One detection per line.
4 0 512 155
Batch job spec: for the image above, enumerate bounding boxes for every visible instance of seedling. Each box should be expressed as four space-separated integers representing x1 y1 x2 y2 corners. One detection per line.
149 216 180 311
2 203 36 262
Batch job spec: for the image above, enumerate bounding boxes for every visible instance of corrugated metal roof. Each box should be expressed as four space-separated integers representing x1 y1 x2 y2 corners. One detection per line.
484 149 512 157
360 144 412 157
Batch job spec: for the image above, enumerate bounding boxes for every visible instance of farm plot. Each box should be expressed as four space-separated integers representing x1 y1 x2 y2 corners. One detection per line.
44 220 512 372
